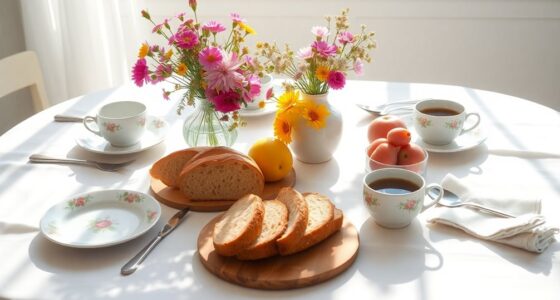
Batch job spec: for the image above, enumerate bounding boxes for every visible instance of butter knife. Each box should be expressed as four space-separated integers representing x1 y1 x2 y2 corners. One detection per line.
121 207 190 276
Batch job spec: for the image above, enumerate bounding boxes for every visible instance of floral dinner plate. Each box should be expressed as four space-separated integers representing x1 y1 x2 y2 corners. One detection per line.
75 115 168 155
40 190 161 248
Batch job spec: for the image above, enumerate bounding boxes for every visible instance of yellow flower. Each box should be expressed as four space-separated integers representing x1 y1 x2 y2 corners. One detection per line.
164 49 173 60
239 22 256 35
302 99 330 129
258 101 266 109
315 65 330 81
138 43 149 58
176 63 187 76
277 90 300 111
274 112 293 144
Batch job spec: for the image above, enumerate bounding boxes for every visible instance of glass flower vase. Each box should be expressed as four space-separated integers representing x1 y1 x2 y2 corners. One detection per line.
182 98 238 147
289 92 343 163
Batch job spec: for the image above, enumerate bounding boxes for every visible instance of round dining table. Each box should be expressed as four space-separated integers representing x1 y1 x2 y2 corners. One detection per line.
0 80 558 300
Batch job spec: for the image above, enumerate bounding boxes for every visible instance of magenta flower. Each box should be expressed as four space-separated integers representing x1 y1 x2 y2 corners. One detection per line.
230 13 246 23
199 47 223 70
170 29 198 49
132 58 149 87
327 70 346 90
297 47 313 60
202 21 226 33
152 64 172 83
204 53 245 92
208 90 241 113
152 24 163 33
242 74 261 102
311 26 329 38
353 58 364 76
337 31 355 44
311 41 338 58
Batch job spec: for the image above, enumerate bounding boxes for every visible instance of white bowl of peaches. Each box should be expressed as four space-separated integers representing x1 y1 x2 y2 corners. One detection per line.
365 115 428 176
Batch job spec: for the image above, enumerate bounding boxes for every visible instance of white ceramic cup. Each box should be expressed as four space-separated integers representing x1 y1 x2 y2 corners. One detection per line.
413 99 481 145
246 74 273 110
83 101 147 147
363 168 443 229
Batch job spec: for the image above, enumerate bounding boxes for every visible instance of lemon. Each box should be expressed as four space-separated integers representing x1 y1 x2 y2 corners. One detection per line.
248 137 293 182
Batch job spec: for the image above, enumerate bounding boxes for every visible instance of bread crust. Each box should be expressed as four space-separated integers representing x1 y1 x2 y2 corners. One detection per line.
281 209 343 255
149 147 208 187
236 200 288 260
213 194 265 256
275 187 308 255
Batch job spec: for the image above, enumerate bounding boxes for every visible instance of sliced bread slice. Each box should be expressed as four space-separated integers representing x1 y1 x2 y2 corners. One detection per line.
283 208 343 255
279 192 335 256
178 153 264 201
275 187 308 255
236 199 288 260
213 194 264 256
149 147 208 188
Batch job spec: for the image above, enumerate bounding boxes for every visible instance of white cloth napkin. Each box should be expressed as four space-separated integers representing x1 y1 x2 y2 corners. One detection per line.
426 174 559 253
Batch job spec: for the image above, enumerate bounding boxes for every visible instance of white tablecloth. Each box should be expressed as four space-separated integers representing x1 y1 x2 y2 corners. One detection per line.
0 81 559 300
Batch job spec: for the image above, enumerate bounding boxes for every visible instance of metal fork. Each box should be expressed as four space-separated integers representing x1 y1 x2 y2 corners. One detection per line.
29 154 135 172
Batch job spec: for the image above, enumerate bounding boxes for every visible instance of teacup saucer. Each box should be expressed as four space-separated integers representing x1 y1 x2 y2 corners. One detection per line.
412 126 487 153
76 115 168 155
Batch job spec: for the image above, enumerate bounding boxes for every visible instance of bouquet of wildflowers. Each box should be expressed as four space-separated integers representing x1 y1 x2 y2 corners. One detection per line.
256 9 376 95
131 0 262 135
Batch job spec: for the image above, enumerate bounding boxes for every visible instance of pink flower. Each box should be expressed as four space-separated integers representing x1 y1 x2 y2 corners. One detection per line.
151 64 172 83
75 197 85 207
230 13 246 23
311 26 329 38
353 58 364 76
170 29 198 49
198 47 223 69
95 219 112 229
176 12 186 21
204 53 246 93
297 47 313 60
132 58 149 87
207 90 241 113
337 31 355 44
311 41 338 58
202 21 226 33
189 0 197 11
162 89 170 100
327 70 346 90
266 87 274 100
243 74 261 102
152 24 163 33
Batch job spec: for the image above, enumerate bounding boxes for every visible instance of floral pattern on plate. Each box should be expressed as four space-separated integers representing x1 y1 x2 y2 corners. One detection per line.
66 195 92 210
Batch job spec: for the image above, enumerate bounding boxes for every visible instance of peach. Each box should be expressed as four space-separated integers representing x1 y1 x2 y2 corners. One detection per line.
370 142 400 165
367 115 407 142
387 128 411 146
397 143 425 165
366 138 388 157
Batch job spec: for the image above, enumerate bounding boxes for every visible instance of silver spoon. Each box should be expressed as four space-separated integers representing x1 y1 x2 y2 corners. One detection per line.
356 99 419 114
54 115 84 122
428 189 515 218
29 154 134 172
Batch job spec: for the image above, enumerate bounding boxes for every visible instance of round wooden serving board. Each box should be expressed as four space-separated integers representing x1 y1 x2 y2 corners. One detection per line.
197 213 359 290
149 169 296 212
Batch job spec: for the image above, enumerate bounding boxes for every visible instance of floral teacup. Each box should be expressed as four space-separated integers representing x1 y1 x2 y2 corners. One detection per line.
83 101 146 147
413 99 480 145
363 168 443 229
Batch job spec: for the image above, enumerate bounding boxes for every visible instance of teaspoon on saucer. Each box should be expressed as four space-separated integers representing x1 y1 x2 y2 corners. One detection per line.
428 189 515 218
356 99 420 115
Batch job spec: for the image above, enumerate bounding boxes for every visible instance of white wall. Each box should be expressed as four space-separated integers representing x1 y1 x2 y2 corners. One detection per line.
144 0 560 110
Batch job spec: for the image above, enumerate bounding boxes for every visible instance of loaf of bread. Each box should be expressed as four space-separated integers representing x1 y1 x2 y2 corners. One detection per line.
236 200 288 260
149 147 208 188
275 187 308 254
213 194 264 256
178 153 264 201
279 192 335 255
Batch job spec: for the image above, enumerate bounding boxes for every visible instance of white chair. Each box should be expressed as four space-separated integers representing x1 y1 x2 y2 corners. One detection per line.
0 51 49 112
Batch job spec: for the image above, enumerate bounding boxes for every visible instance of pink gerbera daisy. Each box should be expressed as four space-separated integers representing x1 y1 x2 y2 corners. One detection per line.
198 47 223 70
337 31 355 44
202 21 226 33
204 53 246 92
132 58 149 87
170 29 199 49
208 90 241 113
327 70 346 90
311 41 338 58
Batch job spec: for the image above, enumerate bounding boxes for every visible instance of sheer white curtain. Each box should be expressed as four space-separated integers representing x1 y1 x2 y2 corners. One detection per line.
19 0 145 105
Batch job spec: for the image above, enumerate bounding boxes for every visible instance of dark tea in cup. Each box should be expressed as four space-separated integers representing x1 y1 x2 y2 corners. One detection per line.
368 178 420 195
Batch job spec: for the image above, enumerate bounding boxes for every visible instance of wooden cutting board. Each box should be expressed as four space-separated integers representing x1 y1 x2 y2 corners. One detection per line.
149 169 296 212
197 213 359 290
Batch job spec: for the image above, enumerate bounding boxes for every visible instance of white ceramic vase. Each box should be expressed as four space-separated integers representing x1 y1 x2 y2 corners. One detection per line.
289 93 343 163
